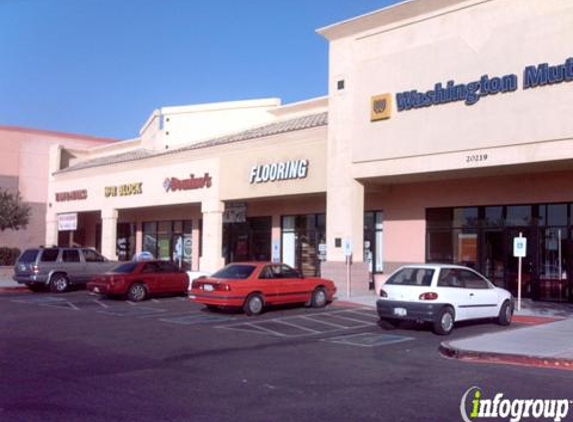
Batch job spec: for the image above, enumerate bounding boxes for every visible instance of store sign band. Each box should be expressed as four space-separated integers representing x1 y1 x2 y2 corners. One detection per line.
249 159 309 184
105 183 143 197
164 173 212 192
371 56 573 121
55 189 87 202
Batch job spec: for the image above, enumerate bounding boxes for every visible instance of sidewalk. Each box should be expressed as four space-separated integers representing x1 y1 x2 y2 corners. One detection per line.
0 266 26 291
336 293 573 371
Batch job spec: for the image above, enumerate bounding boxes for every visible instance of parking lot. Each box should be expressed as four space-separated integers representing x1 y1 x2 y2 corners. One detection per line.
2 289 572 422
7 291 416 348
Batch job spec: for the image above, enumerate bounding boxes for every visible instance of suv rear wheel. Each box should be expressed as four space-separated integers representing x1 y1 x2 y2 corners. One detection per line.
49 274 69 293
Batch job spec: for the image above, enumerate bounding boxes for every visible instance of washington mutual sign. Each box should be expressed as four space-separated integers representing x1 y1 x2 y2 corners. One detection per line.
394 57 573 112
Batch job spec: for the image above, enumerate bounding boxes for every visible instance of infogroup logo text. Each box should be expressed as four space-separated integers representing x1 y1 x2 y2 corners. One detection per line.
460 386 571 422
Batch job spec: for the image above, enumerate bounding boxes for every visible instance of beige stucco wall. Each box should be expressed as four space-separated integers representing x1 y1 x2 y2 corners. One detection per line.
322 0 573 254
49 125 326 215
352 0 573 177
48 122 327 268
49 156 220 215
326 0 573 175
0 126 113 250
219 126 326 200
139 99 281 151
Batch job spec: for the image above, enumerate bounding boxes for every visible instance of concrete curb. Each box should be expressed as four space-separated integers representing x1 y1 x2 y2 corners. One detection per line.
332 299 375 309
0 286 29 293
439 341 573 371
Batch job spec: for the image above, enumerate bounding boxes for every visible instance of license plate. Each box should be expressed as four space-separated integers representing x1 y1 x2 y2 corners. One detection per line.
393 307 407 317
203 284 214 292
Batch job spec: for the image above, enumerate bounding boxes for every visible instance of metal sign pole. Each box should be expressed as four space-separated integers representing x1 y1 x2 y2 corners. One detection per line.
346 255 351 297
517 232 523 312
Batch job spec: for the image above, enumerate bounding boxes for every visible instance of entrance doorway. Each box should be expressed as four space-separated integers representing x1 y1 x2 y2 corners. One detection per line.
537 227 571 302
223 217 272 263
427 203 573 302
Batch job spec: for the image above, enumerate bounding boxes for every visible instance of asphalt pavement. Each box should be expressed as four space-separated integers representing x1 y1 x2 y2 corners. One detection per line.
0 289 572 422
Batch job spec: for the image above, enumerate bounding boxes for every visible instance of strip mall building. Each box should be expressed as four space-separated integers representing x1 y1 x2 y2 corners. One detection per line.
47 0 573 302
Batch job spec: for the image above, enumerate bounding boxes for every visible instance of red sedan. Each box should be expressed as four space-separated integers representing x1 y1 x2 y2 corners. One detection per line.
87 260 189 302
190 262 337 315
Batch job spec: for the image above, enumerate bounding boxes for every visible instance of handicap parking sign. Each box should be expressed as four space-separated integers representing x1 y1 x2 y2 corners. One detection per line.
513 237 527 258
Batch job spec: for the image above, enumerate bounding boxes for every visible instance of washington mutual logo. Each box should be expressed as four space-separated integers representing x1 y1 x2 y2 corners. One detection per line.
370 93 392 121
460 386 571 422
373 56 573 118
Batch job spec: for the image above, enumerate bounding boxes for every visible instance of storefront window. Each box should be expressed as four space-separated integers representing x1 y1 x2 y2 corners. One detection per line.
142 220 192 269
364 211 383 273
143 222 158 259
426 207 478 268
426 208 453 229
538 227 569 302
281 214 325 277
506 205 532 226
223 217 272 264
539 204 568 227
116 223 136 261
426 203 573 302
453 229 478 268
485 206 503 227
453 207 478 228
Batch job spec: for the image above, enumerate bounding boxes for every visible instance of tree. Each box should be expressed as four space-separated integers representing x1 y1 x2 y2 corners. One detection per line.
0 188 31 231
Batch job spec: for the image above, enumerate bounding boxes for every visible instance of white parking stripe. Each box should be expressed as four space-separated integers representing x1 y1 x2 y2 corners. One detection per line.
300 315 348 329
126 301 136 306
94 300 109 309
243 322 288 337
344 310 380 320
273 319 322 334
326 313 377 325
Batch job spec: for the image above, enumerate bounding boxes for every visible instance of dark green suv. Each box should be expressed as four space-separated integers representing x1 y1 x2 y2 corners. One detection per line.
13 247 117 292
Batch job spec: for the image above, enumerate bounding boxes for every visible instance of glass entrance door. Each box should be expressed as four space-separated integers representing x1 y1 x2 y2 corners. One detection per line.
171 233 192 270
223 217 272 264
483 231 505 288
537 228 570 302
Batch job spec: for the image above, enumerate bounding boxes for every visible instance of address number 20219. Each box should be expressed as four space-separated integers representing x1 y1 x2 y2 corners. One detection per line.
466 154 488 163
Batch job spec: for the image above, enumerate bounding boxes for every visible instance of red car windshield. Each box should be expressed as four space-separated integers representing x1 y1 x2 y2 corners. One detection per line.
211 265 256 280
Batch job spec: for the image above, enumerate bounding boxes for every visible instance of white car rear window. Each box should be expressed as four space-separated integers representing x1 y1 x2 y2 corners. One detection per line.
386 268 434 286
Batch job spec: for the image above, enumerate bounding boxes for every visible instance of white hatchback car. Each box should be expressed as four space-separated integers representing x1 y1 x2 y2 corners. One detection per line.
376 264 514 335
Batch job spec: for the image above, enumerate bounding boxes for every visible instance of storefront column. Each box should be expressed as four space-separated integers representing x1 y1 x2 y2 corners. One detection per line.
45 214 58 247
101 208 118 260
271 214 281 263
192 222 201 271
323 179 370 296
199 199 225 273
135 221 143 254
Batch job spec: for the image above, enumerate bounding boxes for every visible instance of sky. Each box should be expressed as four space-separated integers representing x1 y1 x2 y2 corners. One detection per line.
0 0 400 140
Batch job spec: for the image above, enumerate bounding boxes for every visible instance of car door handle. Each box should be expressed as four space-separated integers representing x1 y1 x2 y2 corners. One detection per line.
469 293 474 297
